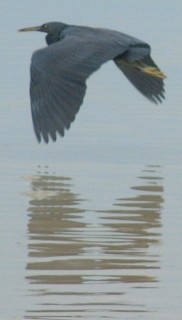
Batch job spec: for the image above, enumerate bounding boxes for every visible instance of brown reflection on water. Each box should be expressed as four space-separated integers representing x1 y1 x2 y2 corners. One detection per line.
99 167 163 282
25 165 164 319
26 175 86 280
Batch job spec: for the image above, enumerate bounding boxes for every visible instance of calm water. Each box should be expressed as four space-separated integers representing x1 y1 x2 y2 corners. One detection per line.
1 162 182 319
1 1 182 319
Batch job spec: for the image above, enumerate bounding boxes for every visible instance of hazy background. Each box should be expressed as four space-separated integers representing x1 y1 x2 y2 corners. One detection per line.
0 1 182 319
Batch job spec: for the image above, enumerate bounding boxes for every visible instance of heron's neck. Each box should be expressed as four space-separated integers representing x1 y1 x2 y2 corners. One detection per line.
46 33 61 45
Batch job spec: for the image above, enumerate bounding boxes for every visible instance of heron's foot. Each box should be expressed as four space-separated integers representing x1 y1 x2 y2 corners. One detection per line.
133 61 166 79
139 66 166 79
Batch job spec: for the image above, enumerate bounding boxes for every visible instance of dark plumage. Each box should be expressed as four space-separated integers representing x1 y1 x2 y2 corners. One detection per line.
19 22 166 143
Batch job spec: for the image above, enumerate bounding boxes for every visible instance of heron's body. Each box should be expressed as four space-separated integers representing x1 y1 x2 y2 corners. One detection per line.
19 22 166 143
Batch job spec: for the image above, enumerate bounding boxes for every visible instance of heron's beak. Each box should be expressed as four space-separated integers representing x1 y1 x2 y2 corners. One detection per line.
18 25 42 32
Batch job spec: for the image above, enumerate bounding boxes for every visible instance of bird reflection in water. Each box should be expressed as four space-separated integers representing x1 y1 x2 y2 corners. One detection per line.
25 165 164 318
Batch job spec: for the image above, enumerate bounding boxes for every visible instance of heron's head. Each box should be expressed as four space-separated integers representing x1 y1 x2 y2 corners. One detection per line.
19 22 67 44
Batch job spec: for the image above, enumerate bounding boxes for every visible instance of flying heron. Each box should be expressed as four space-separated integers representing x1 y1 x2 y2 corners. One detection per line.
19 21 166 143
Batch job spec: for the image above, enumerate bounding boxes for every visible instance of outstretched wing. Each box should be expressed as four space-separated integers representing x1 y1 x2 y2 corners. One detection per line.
30 31 127 143
30 27 165 143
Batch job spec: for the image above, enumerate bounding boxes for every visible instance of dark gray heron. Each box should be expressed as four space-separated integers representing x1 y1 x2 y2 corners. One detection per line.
19 22 166 143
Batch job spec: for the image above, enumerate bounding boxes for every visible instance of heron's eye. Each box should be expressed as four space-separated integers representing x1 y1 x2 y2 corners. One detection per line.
43 24 48 30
